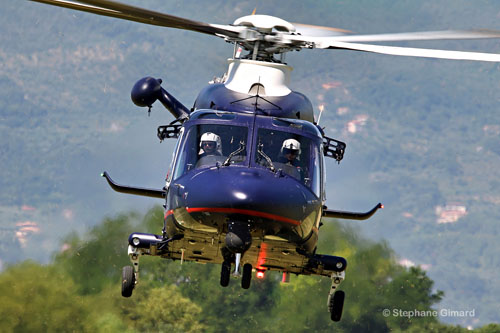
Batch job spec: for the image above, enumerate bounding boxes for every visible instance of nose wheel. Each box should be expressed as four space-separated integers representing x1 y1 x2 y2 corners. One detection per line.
220 261 231 287
220 261 253 289
241 263 252 289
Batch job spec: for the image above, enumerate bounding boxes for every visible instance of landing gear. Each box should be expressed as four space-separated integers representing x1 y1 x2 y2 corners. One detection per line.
220 261 231 287
222 221 253 288
329 290 345 322
121 265 136 297
327 271 345 322
241 263 252 289
122 244 141 298
220 259 252 289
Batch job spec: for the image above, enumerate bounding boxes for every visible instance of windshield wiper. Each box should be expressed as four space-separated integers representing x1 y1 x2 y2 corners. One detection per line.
223 141 246 166
257 143 276 172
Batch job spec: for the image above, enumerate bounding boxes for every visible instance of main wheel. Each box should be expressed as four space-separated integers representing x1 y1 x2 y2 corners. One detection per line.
220 261 231 287
241 263 252 289
121 266 135 298
330 290 345 322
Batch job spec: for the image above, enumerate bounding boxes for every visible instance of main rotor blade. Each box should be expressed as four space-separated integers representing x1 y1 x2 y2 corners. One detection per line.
325 29 500 43
29 0 242 38
320 40 500 62
292 22 351 37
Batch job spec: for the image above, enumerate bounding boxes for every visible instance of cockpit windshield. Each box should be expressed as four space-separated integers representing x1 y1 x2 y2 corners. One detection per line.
171 119 322 198
172 124 248 179
254 128 322 196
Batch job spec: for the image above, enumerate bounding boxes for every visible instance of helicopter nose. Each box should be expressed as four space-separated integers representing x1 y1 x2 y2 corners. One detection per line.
174 166 319 226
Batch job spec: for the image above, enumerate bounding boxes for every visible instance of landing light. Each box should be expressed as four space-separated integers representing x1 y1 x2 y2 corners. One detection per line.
233 191 247 200
132 237 141 246
256 270 265 279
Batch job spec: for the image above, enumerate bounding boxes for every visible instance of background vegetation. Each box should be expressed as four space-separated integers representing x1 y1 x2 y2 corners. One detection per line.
4 207 499 332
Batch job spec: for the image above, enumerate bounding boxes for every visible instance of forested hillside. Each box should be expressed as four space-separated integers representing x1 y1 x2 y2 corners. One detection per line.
3 207 500 332
1 0 500 327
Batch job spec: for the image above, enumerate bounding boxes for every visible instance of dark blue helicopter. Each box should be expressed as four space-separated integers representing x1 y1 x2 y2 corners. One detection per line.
30 0 500 322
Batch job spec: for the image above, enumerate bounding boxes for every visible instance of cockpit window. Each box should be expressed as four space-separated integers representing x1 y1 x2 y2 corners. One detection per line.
254 128 321 196
172 124 248 180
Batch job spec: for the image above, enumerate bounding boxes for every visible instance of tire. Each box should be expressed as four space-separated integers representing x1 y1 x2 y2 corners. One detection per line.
330 290 345 322
241 263 252 289
220 261 231 287
121 266 135 298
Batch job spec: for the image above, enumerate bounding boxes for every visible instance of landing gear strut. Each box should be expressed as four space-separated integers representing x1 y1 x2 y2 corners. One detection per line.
121 243 141 297
327 271 345 321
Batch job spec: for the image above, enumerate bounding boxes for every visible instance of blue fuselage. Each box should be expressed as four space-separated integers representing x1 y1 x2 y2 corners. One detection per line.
164 110 325 253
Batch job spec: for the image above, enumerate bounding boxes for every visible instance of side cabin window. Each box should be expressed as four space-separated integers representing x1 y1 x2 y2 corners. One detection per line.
254 128 322 197
172 124 248 180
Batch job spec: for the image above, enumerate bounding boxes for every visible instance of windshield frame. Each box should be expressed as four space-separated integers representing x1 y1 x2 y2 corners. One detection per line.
250 116 324 198
171 112 254 181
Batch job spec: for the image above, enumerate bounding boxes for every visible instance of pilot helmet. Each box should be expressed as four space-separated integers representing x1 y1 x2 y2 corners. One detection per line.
200 132 222 154
281 138 301 158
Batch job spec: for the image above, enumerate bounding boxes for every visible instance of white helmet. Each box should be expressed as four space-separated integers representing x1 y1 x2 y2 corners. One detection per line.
281 138 301 157
199 132 222 155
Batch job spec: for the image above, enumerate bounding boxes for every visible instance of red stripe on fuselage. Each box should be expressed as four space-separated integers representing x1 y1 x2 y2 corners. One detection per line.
185 207 301 226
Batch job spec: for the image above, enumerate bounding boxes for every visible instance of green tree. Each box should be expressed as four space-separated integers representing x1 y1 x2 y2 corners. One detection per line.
0 261 93 332
117 284 205 332
383 266 444 331
54 212 139 295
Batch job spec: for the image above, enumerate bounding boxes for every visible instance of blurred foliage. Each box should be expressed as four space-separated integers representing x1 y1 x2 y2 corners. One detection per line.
0 261 96 332
1 207 499 332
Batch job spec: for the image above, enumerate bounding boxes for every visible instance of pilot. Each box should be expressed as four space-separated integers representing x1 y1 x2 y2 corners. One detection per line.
279 138 304 180
199 132 222 157
280 138 301 165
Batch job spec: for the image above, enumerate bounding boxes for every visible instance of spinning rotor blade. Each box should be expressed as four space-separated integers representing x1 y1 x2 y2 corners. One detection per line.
320 29 500 43
28 0 500 62
318 40 500 62
29 0 242 38
292 22 351 37
286 26 500 61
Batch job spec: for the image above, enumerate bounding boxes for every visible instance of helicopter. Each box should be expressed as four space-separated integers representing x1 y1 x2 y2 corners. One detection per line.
29 0 500 322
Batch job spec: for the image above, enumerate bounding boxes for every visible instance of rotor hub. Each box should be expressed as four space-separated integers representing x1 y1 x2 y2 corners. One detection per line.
233 15 296 33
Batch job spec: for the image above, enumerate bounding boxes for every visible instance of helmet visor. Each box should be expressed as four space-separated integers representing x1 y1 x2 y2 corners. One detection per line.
283 148 299 156
201 141 216 149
